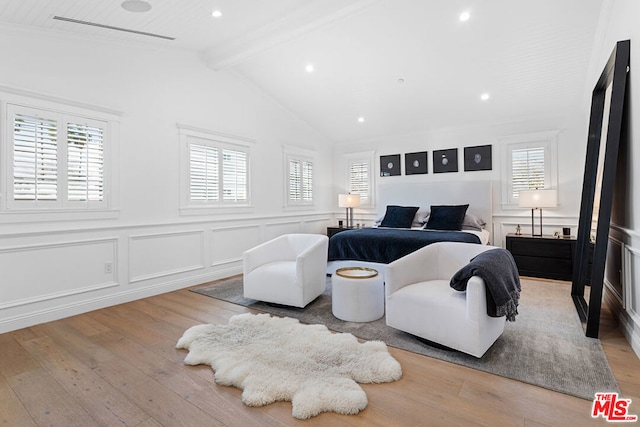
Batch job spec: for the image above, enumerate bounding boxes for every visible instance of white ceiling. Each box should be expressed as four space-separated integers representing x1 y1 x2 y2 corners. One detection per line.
0 0 605 142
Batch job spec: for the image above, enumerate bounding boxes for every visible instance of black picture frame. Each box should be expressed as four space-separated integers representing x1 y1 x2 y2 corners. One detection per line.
464 145 492 171
380 154 401 177
405 151 428 175
571 40 630 338
432 149 458 173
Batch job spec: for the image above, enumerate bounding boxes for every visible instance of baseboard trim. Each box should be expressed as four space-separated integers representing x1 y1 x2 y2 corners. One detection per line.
0 266 241 334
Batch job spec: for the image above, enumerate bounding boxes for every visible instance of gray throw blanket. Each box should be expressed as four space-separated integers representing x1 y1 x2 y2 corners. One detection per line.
450 248 521 321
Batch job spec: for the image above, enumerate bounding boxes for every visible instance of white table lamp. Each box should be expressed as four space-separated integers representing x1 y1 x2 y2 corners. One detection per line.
519 189 558 236
338 194 361 228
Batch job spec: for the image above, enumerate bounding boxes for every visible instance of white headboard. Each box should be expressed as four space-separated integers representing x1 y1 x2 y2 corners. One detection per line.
376 180 493 236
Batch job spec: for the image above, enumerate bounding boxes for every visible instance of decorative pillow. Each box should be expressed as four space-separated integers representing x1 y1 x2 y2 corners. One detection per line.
425 204 469 231
379 205 420 228
461 214 486 231
412 208 430 228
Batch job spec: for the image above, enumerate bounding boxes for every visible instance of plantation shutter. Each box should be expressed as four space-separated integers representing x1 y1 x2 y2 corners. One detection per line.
289 159 302 201
288 159 313 202
348 160 369 203
301 161 313 201
189 143 219 201
67 121 105 202
222 148 248 201
511 146 546 199
13 112 58 202
188 143 248 204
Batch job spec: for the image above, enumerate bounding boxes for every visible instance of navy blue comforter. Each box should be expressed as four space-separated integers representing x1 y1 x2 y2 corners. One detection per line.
328 228 481 264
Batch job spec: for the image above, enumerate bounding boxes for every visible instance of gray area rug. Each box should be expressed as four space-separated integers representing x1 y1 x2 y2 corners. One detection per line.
191 276 619 400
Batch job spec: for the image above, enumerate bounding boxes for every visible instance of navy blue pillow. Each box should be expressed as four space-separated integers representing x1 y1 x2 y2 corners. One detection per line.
379 205 420 228
425 204 469 231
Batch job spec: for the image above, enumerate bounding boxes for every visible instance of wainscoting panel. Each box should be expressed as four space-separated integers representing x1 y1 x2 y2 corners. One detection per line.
625 245 640 325
264 221 303 241
129 230 205 283
605 237 624 307
0 238 118 308
210 225 261 267
301 217 332 234
0 213 334 333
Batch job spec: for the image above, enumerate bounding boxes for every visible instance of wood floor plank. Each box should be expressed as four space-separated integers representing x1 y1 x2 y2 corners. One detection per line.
0 333 42 378
0 276 638 426
19 335 150 427
7 368 100 427
0 377 38 427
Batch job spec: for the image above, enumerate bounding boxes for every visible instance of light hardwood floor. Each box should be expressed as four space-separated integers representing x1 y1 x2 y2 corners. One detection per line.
1 277 639 427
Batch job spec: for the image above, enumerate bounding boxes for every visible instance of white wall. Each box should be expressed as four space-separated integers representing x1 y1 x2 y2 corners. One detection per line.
0 25 334 332
589 0 640 357
332 115 588 247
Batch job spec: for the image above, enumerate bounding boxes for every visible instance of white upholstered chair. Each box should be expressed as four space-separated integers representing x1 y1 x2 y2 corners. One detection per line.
243 234 329 308
385 241 506 358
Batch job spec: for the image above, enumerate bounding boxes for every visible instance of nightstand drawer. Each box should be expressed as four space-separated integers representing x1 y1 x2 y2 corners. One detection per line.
505 234 576 281
511 255 573 280
327 227 351 238
509 239 572 259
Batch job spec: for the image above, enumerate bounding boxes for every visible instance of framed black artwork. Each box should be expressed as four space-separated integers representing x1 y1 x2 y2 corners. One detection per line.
433 149 458 173
405 151 428 175
380 154 401 177
464 145 492 171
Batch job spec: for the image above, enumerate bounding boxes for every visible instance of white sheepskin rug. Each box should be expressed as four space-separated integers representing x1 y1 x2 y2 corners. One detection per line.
176 313 402 419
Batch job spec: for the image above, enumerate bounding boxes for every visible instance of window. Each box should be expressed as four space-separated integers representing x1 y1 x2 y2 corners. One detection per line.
344 151 374 206
502 132 558 206
510 146 545 198
188 140 248 204
284 146 314 208
222 148 248 202
5 103 112 212
347 159 370 204
288 158 313 203
179 125 253 214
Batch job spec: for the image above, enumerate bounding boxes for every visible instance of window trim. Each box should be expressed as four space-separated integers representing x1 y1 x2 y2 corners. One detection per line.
283 145 315 210
0 86 120 222
178 124 254 216
501 131 558 209
344 150 375 208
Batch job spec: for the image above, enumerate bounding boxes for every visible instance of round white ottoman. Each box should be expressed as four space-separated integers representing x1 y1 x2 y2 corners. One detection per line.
331 267 384 322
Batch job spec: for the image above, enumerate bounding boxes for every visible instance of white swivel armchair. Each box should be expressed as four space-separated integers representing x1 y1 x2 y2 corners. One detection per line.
385 242 507 358
243 234 329 308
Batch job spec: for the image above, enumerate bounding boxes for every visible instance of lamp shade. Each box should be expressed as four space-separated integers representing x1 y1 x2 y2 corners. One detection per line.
338 193 361 208
518 189 558 208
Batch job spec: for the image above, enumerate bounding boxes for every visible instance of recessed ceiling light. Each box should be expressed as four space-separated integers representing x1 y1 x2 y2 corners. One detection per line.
459 11 471 22
480 93 490 101
211 10 222 18
358 117 365 123
305 64 314 73
121 0 152 13
397 78 405 84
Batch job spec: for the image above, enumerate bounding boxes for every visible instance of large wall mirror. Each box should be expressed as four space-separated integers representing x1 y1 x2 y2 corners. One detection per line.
572 40 630 338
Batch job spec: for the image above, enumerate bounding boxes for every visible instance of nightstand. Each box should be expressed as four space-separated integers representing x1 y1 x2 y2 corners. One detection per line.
327 227 352 238
505 233 576 281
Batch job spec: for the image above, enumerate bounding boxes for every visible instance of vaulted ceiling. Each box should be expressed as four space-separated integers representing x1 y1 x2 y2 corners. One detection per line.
0 0 605 142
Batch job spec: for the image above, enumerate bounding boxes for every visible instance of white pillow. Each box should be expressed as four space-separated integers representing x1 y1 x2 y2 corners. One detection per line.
461 214 486 231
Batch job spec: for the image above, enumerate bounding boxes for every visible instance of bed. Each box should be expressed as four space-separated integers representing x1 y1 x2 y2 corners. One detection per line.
327 180 493 278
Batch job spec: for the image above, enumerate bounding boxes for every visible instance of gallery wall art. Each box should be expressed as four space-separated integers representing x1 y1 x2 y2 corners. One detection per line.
433 149 458 173
380 154 401 176
464 145 492 171
405 151 428 175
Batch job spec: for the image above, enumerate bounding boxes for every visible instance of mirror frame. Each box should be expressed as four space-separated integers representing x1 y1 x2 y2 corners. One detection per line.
572 40 630 338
